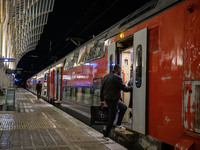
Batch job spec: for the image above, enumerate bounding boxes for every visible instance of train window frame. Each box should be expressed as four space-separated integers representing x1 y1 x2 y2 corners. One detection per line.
135 44 142 88
84 37 106 63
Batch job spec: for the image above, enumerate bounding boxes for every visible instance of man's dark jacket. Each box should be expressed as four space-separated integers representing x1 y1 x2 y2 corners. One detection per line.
100 70 132 105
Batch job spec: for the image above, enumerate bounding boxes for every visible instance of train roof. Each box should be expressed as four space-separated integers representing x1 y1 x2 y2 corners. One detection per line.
105 0 184 39
63 0 184 56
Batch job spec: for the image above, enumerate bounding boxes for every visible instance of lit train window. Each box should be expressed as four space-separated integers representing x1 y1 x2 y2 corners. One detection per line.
64 52 75 69
135 44 142 88
64 51 80 69
72 51 79 66
78 46 86 64
85 38 105 62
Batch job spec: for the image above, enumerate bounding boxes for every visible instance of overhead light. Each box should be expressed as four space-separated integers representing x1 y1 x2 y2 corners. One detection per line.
120 33 124 39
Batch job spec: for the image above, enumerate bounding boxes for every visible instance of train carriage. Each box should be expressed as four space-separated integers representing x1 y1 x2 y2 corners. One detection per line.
27 0 200 149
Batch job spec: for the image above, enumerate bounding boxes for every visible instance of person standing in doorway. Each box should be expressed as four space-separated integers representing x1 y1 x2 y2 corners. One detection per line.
100 64 132 141
36 81 42 100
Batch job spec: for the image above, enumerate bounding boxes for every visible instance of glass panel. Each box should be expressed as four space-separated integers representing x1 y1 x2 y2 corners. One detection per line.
6 88 15 106
0 88 15 111
135 44 142 88
93 89 100 106
64 53 74 70
76 87 82 103
73 51 79 66
63 86 71 100
83 87 92 105
93 77 102 106
71 87 76 101
78 46 86 64
85 38 105 62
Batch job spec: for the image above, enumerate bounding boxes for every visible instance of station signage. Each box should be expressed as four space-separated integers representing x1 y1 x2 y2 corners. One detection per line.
0 58 15 62
6 69 22 74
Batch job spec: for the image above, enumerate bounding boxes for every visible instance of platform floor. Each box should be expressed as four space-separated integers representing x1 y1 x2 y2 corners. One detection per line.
0 88 126 150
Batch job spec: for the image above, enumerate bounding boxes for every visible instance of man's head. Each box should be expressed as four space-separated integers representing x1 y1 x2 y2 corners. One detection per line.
39 81 41 83
114 64 121 73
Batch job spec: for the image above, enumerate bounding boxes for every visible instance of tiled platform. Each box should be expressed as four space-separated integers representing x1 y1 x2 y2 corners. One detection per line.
0 88 126 150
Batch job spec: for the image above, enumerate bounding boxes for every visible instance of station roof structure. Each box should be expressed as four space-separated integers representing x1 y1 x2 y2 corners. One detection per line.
0 0 54 65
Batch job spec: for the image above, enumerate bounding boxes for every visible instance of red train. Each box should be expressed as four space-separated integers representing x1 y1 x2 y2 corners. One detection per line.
27 0 200 149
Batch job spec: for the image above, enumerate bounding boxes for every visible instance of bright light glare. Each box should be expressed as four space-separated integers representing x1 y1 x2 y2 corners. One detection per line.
4 58 8 62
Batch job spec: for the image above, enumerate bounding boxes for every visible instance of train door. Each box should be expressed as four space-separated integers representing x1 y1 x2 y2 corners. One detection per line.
55 69 59 100
117 36 133 124
121 49 132 122
44 73 48 97
56 67 62 101
107 42 116 73
50 70 55 100
47 72 50 100
132 28 147 135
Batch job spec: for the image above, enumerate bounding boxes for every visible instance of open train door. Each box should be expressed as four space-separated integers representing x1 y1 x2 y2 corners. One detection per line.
132 28 147 135
107 42 116 73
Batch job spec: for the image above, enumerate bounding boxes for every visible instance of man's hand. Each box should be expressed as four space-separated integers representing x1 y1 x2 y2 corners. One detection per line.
100 102 104 108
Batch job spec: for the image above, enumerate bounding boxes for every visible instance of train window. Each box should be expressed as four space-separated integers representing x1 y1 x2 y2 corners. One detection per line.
68 53 75 68
63 51 80 69
63 57 69 70
148 26 159 51
78 46 86 64
72 51 79 66
135 44 142 88
64 53 76 69
85 38 105 62
195 85 200 130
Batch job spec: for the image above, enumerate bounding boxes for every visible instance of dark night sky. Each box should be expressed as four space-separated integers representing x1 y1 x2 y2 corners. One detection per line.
17 0 150 81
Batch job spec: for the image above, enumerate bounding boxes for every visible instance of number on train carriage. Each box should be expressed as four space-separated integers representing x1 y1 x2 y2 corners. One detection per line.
132 28 147 135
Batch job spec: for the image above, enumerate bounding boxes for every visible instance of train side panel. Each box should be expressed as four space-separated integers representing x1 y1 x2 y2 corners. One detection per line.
109 0 200 148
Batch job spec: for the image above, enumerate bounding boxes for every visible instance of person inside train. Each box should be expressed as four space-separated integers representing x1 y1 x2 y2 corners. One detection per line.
100 64 132 141
36 81 42 100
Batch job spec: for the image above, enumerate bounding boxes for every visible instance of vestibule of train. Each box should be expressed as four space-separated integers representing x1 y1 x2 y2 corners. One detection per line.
109 28 147 134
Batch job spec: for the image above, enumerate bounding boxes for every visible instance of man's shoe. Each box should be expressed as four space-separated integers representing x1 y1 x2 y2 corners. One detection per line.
115 125 126 130
102 136 109 141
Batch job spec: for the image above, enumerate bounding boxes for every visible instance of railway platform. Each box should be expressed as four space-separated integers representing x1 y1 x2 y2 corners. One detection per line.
0 88 126 150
